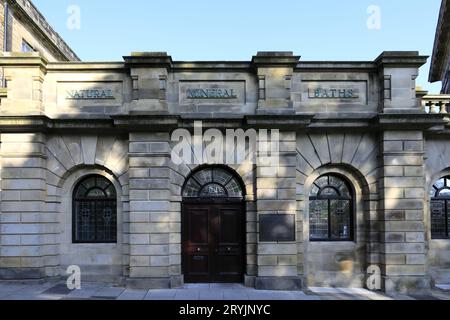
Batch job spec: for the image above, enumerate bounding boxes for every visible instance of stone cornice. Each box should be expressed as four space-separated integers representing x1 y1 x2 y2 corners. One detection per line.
123 52 173 69
375 51 429 69
251 51 301 68
0 113 446 134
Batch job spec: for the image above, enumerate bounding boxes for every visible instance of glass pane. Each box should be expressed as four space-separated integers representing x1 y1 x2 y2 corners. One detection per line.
320 187 338 197
431 200 446 239
82 177 96 191
75 185 87 198
438 188 450 197
200 183 227 197
225 178 243 198
309 200 328 240
105 184 116 198
75 201 96 242
193 169 213 186
96 177 110 190
183 179 201 197
315 176 328 189
338 183 350 198
330 200 351 240
310 184 320 197
213 168 232 185
87 188 106 198
430 187 438 198
329 176 343 189
434 178 445 190
95 201 117 242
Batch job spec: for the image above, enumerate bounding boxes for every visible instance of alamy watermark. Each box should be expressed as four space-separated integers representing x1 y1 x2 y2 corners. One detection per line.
367 5 381 30
171 121 280 172
366 265 382 291
66 265 81 290
67 5 81 30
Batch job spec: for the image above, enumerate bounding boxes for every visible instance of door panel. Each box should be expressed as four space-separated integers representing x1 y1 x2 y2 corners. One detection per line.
182 203 244 283
183 207 211 282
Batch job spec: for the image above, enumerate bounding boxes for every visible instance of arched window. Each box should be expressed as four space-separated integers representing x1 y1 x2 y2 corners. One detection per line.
182 167 243 199
73 175 117 243
309 174 354 241
430 176 450 239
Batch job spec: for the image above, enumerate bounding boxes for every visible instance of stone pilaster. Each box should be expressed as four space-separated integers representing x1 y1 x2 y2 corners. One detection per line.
0 53 47 115
380 130 429 294
124 52 172 113
126 132 176 288
255 131 301 290
0 133 55 279
252 52 300 115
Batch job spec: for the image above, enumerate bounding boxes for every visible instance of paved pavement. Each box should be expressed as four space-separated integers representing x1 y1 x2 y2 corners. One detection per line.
0 281 449 300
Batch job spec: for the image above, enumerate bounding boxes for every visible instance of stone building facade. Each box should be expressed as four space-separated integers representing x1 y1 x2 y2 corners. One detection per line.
0 0 79 62
429 0 449 93
0 50 448 295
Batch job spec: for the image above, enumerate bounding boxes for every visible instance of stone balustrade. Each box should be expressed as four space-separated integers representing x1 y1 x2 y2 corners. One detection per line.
420 94 450 114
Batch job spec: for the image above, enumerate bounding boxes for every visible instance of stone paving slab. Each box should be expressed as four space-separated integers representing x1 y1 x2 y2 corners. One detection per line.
0 281 449 301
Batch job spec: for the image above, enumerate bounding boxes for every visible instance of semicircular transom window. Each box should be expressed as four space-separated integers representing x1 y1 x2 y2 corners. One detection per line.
73 175 117 243
183 168 243 199
309 174 353 241
430 176 450 239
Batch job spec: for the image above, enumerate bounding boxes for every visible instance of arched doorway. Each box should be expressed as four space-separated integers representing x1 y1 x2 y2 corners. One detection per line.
181 166 246 283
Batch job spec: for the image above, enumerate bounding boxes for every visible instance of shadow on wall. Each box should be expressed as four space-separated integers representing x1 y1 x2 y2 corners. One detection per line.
0 70 131 281
297 132 377 289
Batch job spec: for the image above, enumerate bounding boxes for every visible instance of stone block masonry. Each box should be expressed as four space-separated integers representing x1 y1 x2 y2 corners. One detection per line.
380 131 429 294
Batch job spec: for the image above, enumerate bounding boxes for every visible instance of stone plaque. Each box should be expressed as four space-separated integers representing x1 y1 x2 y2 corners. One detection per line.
259 214 295 242
57 81 123 108
301 81 368 105
179 81 245 105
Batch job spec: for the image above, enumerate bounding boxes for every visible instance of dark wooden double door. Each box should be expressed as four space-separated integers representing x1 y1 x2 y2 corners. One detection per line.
182 202 245 283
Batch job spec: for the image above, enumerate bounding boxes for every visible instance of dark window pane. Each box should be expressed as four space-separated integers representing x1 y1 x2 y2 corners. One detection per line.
310 200 328 240
431 200 446 239
183 168 243 198
330 200 351 240
320 187 338 197
309 174 354 241
73 175 117 243
87 188 106 198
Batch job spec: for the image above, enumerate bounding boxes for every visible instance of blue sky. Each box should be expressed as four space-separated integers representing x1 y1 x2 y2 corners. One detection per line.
33 0 443 92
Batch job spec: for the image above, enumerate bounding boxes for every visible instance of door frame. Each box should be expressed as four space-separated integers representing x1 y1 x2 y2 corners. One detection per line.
181 198 246 283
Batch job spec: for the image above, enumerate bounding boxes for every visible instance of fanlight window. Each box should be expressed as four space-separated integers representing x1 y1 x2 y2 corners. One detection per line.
430 177 450 239
183 168 243 198
309 174 353 241
73 175 117 243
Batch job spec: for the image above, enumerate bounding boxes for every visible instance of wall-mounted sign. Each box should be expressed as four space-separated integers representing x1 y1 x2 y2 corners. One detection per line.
179 81 245 105
259 214 295 242
300 81 368 105
308 88 358 99
66 89 115 100
187 88 237 100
